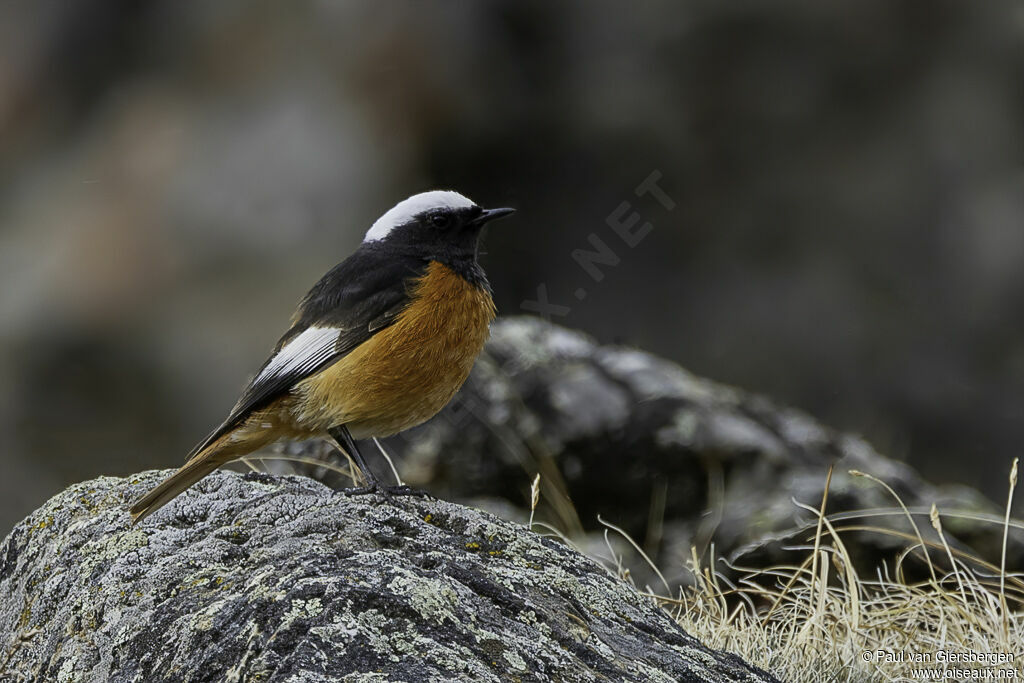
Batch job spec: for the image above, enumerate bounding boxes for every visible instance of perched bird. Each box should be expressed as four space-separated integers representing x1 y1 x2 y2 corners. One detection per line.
130 191 514 523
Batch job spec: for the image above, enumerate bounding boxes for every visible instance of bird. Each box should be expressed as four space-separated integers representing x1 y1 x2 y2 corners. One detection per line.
129 190 514 524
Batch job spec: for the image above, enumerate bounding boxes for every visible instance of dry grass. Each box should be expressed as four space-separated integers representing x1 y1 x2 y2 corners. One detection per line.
590 460 1024 682
263 445 1024 682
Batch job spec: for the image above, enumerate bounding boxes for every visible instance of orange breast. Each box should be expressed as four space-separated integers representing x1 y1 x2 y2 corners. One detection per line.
291 261 496 438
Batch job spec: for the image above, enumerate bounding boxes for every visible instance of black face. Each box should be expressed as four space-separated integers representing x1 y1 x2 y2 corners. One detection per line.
409 205 514 258
417 205 486 254
372 204 514 282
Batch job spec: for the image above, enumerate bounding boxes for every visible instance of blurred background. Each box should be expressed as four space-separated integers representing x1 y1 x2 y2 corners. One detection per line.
1 0 1022 535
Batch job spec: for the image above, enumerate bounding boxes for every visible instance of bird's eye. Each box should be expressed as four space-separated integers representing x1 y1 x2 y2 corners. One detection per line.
430 213 451 229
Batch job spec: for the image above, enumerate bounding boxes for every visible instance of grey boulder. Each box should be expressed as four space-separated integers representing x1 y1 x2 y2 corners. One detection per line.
0 470 777 682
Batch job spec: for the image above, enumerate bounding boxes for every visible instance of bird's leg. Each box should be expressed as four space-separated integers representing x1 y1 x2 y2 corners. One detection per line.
327 425 381 494
326 426 431 499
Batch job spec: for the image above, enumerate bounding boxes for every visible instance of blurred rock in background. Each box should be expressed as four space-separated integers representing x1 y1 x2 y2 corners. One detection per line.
0 1 1022 535
279 317 1022 590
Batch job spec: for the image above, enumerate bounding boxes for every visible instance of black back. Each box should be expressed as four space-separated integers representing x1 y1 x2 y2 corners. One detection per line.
185 196 502 461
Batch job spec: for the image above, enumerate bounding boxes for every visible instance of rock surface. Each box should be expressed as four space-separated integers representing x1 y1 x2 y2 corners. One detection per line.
276 316 1018 587
0 470 777 682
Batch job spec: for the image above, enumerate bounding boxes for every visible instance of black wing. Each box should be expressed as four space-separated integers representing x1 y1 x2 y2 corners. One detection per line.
186 245 428 460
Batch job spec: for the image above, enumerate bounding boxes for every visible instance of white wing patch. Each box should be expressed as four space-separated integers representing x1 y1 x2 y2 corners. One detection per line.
256 326 341 384
363 190 476 243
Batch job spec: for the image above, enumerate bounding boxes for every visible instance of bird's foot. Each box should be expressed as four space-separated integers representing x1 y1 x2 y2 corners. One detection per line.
380 484 432 498
342 482 379 496
341 482 431 499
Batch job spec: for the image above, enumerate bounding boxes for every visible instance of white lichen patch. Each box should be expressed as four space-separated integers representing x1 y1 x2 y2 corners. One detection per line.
57 654 79 683
283 597 324 625
239 567 288 602
515 609 554 640
192 598 232 631
352 607 388 638
502 648 528 671
386 571 460 626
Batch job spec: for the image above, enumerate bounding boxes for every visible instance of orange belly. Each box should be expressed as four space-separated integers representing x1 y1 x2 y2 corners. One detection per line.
290 260 496 438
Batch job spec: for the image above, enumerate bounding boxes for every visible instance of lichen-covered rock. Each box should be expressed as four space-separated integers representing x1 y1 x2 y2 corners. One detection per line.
0 471 777 682
323 317 1017 585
